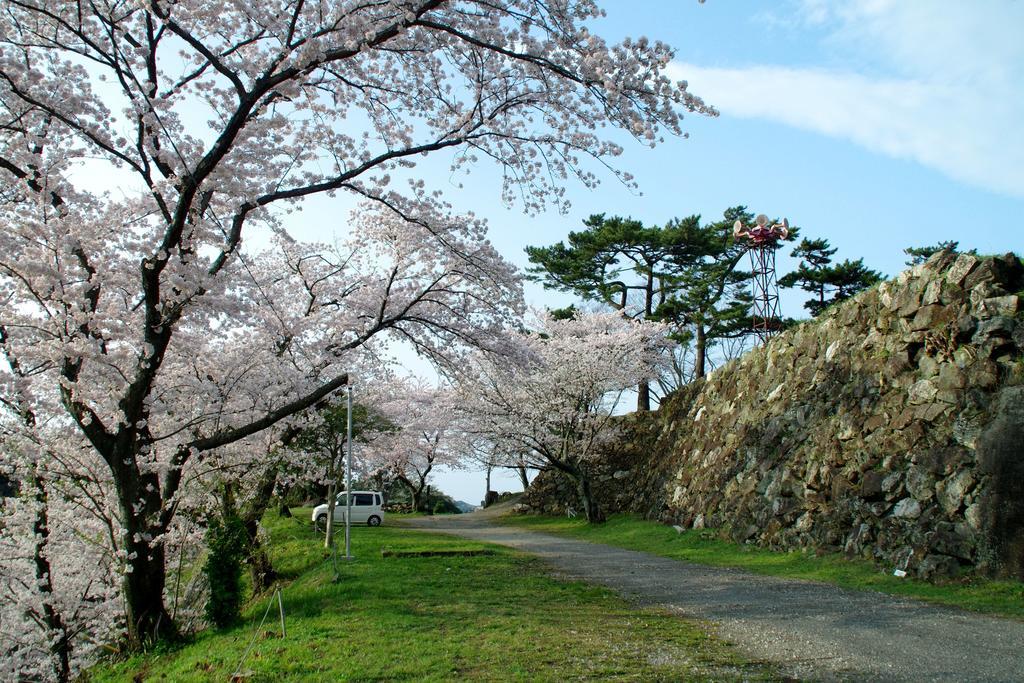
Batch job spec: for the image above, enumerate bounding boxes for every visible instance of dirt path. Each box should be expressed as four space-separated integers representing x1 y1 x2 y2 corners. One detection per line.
404 512 1024 682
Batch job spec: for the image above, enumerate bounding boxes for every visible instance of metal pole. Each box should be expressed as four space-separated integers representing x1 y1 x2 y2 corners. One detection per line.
276 587 286 638
345 383 353 560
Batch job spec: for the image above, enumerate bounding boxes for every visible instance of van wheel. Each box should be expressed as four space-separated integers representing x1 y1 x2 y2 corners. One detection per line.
367 515 381 527
315 514 328 532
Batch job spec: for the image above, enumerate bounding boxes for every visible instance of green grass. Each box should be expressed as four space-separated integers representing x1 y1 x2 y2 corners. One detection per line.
87 510 776 682
502 513 1024 619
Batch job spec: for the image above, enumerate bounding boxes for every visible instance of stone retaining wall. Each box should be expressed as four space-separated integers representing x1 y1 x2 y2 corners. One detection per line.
523 251 1024 579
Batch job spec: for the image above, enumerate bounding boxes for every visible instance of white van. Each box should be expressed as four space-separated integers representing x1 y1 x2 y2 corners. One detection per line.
312 491 385 530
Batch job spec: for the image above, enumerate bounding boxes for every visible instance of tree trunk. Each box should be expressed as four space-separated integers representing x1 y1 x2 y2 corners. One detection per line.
636 380 651 411
484 464 492 507
324 444 345 549
402 477 424 513
243 517 279 593
324 480 337 549
400 462 431 513
235 468 281 591
694 324 707 379
637 267 655 412
122 539 175 646
276 481 293 517
11 396 72 677
113 456 176 646
574 475 605 524
31 473 71 682
516 464 529 490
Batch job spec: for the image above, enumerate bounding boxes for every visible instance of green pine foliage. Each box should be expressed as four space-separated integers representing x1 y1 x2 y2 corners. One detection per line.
525 214 699 314
779 237 883 316
904 240 974 266
526 207 786 381
654 207 761 377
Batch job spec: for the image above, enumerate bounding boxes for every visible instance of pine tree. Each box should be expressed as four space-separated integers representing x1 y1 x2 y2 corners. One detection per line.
780 238 883 316
526 207 760 389
904 240 973 266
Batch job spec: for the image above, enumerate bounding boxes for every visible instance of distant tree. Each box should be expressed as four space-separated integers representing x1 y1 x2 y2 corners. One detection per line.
778 239 835 317
365 385 465 514
904 240 973 266
526 215 706 410
457 311 671 523
292 402 394 548
790 238 837 271
780 238 883 316
527 206 769 394
548 305 580 321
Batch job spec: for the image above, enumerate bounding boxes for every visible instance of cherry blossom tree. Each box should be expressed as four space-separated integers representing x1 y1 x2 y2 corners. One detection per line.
1 197 522 652
0 0 709 651
457 310 672 523
0 418 121 681
461 435 533 504
367 381 465 512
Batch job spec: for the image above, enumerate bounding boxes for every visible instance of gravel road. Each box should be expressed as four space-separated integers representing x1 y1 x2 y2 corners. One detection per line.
404 512 1024 682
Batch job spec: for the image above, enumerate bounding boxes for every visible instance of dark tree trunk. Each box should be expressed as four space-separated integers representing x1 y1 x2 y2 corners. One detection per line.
574 475 605 524
637 272 655 412
276 480 293 517
694 324 707 379
9 388 72 678
516 464 529 490
484 464 492 507
114 457 176 646
399 475 426 513
122 538 175 646
237 469 281 591
636 380 651 411
243 517 279 592
31 473 71 682
399 460 432 513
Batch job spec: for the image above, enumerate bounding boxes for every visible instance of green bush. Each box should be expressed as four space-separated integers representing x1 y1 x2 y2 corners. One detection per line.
203 512 247 628
431 497 461 514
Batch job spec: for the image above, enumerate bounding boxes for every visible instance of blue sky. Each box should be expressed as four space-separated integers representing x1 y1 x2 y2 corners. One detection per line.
431 0 1024 504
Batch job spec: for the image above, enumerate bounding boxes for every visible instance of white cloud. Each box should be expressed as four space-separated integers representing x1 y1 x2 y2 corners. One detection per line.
676 1 1024 199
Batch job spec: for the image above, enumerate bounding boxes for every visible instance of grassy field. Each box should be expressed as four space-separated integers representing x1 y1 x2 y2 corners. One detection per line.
502 513 1024 619
88 511 777 682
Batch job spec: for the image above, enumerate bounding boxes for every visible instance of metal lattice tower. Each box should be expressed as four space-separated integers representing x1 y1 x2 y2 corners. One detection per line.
734 215 788 343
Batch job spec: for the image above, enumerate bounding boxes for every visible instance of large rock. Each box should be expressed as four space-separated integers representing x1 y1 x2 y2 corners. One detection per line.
974 387 1024 577
893 498 922 519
